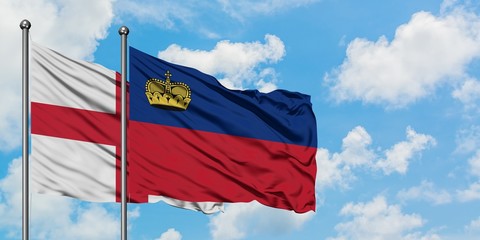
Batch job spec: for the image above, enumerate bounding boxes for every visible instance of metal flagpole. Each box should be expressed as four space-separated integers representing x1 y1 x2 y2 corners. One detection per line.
20 19 31 240
119 25 129 240
20 20 32 240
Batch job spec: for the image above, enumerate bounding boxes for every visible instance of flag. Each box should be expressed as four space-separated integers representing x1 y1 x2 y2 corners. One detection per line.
128 47 317 213
30 42 222 213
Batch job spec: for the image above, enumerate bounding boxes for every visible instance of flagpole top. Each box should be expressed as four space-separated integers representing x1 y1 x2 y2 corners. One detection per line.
19 20 31 30
118 26 129 36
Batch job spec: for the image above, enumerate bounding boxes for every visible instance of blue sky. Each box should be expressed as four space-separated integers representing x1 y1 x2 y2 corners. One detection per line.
1 0 480 239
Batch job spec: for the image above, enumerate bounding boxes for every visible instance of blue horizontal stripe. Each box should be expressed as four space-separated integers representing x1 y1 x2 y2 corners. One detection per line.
129 47 317 147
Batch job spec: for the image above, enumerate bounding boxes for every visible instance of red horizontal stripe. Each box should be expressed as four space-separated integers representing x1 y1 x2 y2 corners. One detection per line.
128 120 317 213
31 102 120 146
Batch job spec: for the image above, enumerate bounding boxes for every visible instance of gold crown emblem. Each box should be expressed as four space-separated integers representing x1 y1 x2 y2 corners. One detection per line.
145 71 191 110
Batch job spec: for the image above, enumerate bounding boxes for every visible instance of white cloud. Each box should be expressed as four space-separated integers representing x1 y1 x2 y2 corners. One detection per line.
316 126 375 191
155 228 182 240
452 78 480 111
0 158 24 230
127 206 140 219
455 125 480 154
0 0 114 151
440 0 460 13
7 0 114 60
326 7 480 108
456 145 480 202
209 201 314 240
316 126 436 191
315 148 352 191
465 217 480 233
126 206 141 232
339 126 376 167
116 0 320 34
115 0 194 29
375 127 436 175
397 180 452 205
435 216 480 240
457 182 480 202
51 204 119 240
0 158 119 239
217 0 319 21
468 150 480 178
158 34 285 92
328 196 429 240
403 232 442 240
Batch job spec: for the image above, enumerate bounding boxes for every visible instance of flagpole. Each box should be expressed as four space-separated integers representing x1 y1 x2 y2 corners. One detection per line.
20 19 31 240
119 25 129 240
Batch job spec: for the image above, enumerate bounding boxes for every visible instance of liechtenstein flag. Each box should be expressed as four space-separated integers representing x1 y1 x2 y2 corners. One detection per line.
128 47 317 213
